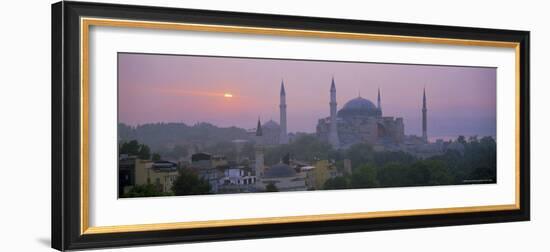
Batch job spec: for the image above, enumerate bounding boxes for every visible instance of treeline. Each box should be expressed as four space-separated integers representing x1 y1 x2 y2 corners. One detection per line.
324 136 497 189
260 134 496 189
264 134 334 164
119 122 251 160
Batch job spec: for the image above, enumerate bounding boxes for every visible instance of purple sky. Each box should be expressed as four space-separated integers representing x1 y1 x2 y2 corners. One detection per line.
118 53 496 138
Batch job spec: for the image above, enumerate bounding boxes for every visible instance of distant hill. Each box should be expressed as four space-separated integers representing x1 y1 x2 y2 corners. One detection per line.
118 122 252 152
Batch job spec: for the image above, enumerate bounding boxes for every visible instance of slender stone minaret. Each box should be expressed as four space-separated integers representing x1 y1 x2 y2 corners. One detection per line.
377 87 382 117
422 88 428 142
329 77 340 148
279 80 289 144
255 117 265 178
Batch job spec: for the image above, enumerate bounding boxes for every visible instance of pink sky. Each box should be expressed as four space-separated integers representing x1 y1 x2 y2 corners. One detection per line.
118 53 496 137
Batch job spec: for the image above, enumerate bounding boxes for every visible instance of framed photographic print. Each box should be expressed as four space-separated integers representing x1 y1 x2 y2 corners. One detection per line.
51 1 530 251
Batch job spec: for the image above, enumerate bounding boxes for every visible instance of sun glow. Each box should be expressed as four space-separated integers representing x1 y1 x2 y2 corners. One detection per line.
223 93 233 98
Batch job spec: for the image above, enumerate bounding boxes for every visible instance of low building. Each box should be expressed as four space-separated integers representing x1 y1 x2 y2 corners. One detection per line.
118 155 137 197
135 160 179 193
190 152 230 193
119 156 179 195
259 163 307 191
302 160 341 190
217 166 257 193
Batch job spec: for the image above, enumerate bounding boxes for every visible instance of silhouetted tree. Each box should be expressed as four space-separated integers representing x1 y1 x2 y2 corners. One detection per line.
123 184 169 198
152 153 161 161
265 183 278 192
323 176 349 190
137 144 151 160
350 164 379 188
171 169 211 196
120 140 140 155
120 140 152 160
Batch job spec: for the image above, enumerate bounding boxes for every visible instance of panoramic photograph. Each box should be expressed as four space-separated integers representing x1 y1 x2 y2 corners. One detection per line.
117 53 497 198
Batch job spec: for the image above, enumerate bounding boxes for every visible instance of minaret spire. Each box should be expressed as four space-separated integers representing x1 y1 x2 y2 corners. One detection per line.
377 87 382 117
329 77 340 148
422 87 428 142
254 117 265 182
279 80 289 144
256 117 263 136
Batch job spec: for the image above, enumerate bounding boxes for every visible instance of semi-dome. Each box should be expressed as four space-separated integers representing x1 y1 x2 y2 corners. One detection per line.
263 163 296 178
338 97 380 118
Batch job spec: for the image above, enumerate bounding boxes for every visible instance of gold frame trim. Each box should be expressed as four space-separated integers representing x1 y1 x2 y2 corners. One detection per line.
80 17 522 235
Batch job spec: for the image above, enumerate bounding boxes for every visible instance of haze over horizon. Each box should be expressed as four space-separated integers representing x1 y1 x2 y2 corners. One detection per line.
118 53 496 138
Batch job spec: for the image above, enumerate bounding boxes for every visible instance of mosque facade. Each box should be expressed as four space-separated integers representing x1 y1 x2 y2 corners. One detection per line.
250 77 429 191
253 77 428 149
316 77 415 148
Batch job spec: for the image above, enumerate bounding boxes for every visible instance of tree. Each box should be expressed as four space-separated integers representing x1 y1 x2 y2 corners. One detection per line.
371 151 416 167
346 143 374 169
171 169 211 196
120 140 140 155
350 164 379 188
457 135 467 145
406 160 454 186
137 144 151 160
406 161 432 186
265 183 278 192
377 162 409 187
424 160 454 185
120 140 152 160
123 184 169 198
152 153 161 161
323 176 349 190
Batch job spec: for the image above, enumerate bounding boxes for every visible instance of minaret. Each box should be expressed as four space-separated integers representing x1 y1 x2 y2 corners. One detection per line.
377 87 382 117
279 80 289 144
329 77 340 148
422 88 428 142
255 118 265 179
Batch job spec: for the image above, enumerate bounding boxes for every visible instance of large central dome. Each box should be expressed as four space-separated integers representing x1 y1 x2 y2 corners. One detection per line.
338 97 380 118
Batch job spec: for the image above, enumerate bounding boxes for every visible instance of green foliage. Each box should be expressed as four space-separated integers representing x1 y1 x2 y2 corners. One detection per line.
119 140 140 156
346 143 374 168
350 164 379 188
120 140 152 160
323 176 349 190
376 162 409 187
171 169 211 196
265 183 278 192
122 184 171 198
322 136 496 190
408 160 453 186
137 144 151 160
429 136 496 184
152 153 161 161
371 151 416 167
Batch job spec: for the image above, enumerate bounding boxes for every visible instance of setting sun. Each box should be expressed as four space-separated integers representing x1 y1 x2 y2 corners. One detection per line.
223 93 233 98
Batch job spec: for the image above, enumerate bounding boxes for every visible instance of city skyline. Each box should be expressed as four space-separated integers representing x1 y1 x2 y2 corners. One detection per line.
119 53 496 138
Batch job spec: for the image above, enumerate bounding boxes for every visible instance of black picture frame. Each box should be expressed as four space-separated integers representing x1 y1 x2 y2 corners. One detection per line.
52 1 530 251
